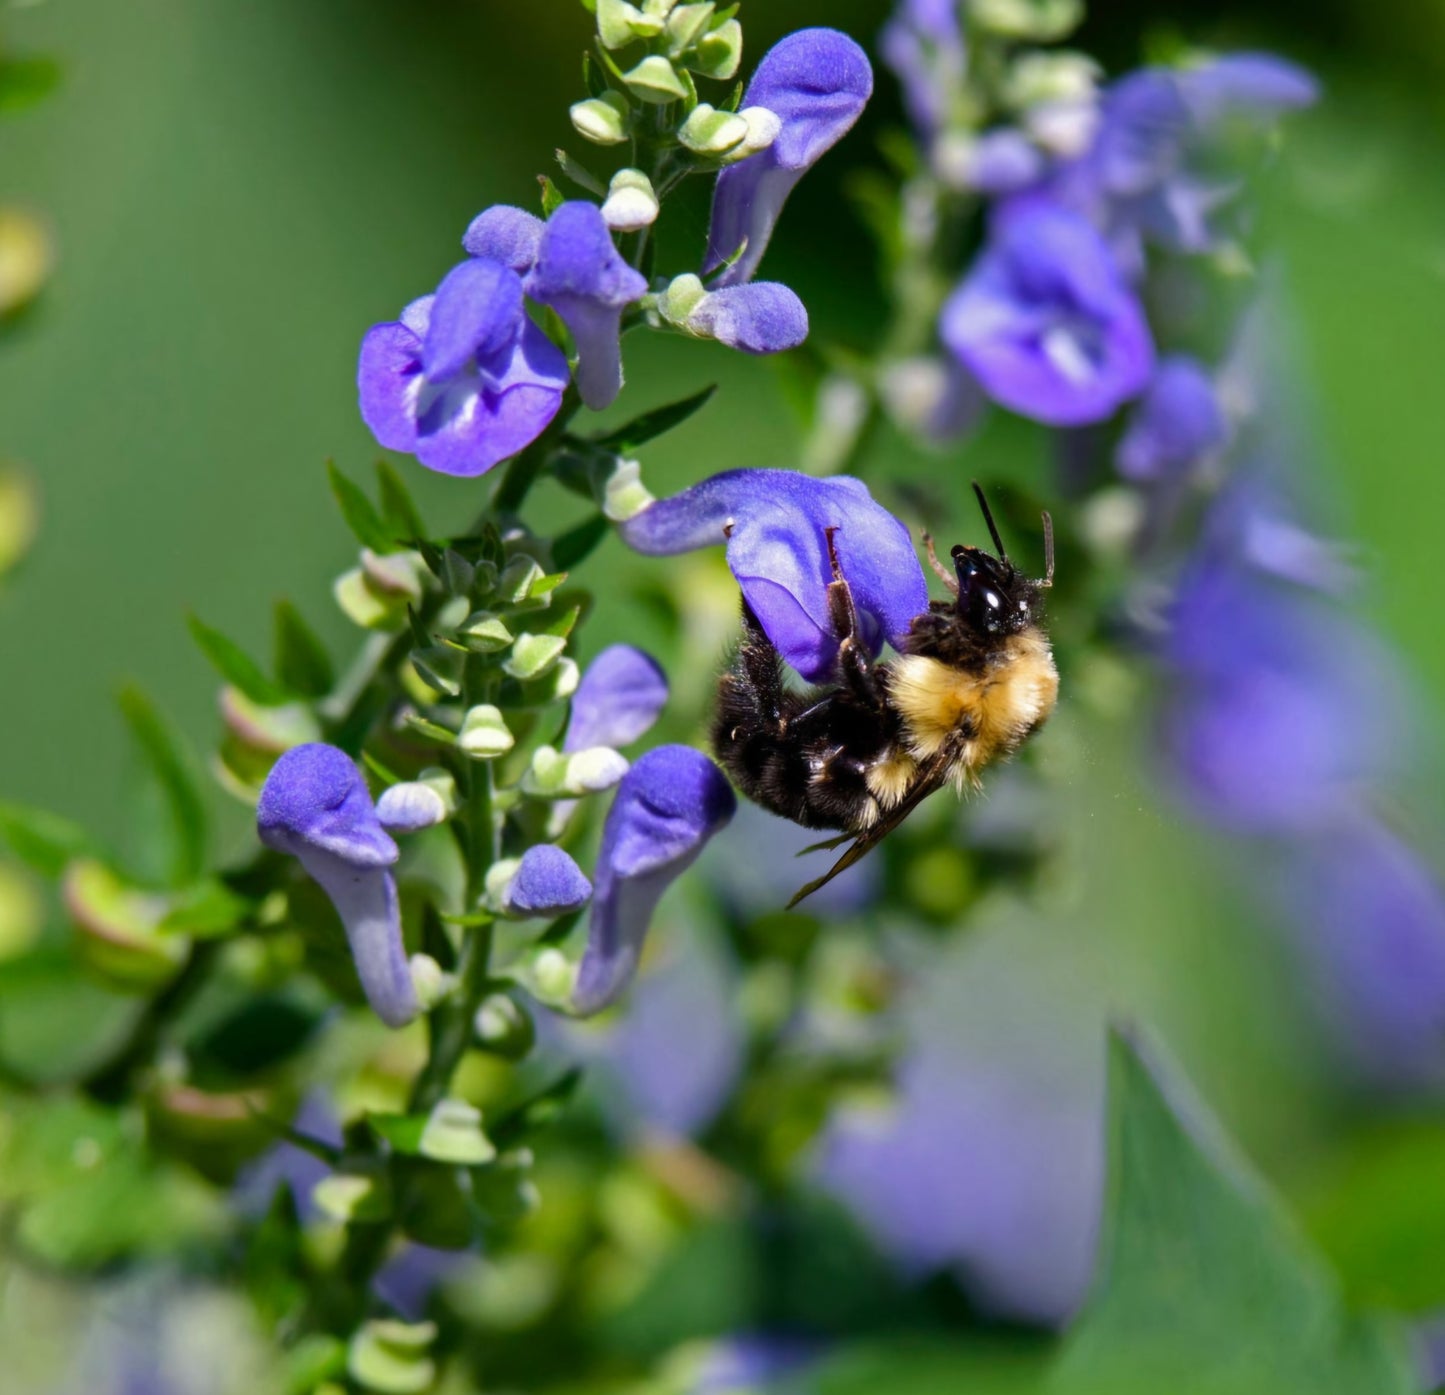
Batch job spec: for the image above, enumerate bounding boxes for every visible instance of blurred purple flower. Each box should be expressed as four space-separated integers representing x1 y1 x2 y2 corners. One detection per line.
687 282 810 354
233 1093 341 1223
940 199 1154 427
359 259 570 478
374 1243 470 1321
880 0 965 139
505 844 593 918
621 468 928 683
707 29 874 286
461 204 545 271
565 644 669 754
950 128 1046 194
1087 54 1317 254
1278 814 1445 1088
816 936 1104 1324
525 201 648 410
692 1334 824 1393
573 746 736 1016
258 743 418 1028
1116 353 1227 481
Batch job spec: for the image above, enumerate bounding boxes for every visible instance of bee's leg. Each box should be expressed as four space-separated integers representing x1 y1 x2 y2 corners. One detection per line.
735 597 789 731
824 527 885 712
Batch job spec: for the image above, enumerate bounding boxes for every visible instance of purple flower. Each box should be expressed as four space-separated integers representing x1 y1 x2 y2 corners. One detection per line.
461 204 545 272
565 644 669 753
706 29 874 286
374 1243 470 1321
1278 814 1445 1089
815 935 1104 1324
620 469 928 683
573 746 736 1016
524 201 648 410
692 1335 824 1393
258 743 418 1028
940 198 1154 426
1088 54 1317 254
688 282 810 354
359 259 570 478
945 127 1046 194
1116 354 1227 481
1159 537 1398 834
504 844 593 918
881 0 965 139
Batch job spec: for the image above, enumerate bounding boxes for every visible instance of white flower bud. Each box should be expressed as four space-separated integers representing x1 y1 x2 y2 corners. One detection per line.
719 106 782 163
602 457 655 523
458 704 514 760
678 102 748 156
597 0 664 48
503 632 568 680
622 55 689 104
601 168 659 232
570 92 630 147
664 2 715 54
408 953 455 1011
655 272 707 327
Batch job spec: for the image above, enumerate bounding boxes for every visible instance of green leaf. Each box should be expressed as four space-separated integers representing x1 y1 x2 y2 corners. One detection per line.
552 514 609 570
1052 1028 1416 1395
188 614 290 706
814 1338 1049 1395
117 684 209 885
159 878 255 938
594 383 716 452
376 459 426 543
327 460 394 553
0 800 92 876
491 1068 583 1149
272 600 335 698
0 952 142 1085
0 55 60 116
539 175 565 219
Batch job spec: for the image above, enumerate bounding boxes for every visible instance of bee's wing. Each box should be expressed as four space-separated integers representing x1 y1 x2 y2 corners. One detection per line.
786 750 955 909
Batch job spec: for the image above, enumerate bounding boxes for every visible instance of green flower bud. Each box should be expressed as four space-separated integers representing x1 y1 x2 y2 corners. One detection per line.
529 946 579 1006
503 632 568 681
361 548 426 602
459 610 514 653
664 1 716 55
642 0 681 15
597 0 664 48
0 861 41 962
688 18 741 79
348 1319 437 1395
0 462 39 582
495 552 547 605
333 567 405 630
408 953 455 1011
313 1163 393 1224
656 272 707 327
511 657 580 708
720 106 782 163
521 744 629 798
971 0 1083 41
601 456 655 523
601 168 659 232
418 1098 497 1166
474 992 536 1059
0 209 52 317
622 54 689 104
64 860 188 991
458 704 515 760
570 91 631 147
677 102 748 156
1003 50 1099 108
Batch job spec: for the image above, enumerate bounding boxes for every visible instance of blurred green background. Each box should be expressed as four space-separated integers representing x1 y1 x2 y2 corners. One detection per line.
4 0 1445 1316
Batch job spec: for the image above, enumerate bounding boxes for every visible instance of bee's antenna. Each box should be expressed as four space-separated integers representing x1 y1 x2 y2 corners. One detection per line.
971 481 1008 564
1040 510 1055 587
920 530 960 595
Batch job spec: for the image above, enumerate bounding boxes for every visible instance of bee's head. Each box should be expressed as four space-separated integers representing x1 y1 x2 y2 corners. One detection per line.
950 544 1044 637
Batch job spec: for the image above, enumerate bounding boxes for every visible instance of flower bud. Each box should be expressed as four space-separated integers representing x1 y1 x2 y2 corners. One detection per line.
656 272 707 327
334 567 406 630
597 0 664 48
64 860 188 991
361 548 426 602
664 2 716 54
512 657 581 708
570 92 631 146
622 55 690 104
408 953 455 1011
376 771 457 832
602 456 655 522
503 631 568 681
689 18 742 79
678 102 749 156
460 610 513 652
474 991 536 1058
0 862 41 962
0 209 52 317
458 704 515 760
720 106 783 163
0 462 39 582
522 744 629 798
528 946 579 1006
601 168 660 232
1004 51 1099 108
348 1319 437 1395
970 0 1083 41
495 552 547 605
419 1098 496 1165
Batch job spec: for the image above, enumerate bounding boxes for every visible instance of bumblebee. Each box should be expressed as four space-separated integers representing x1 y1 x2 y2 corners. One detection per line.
711 484 1058 906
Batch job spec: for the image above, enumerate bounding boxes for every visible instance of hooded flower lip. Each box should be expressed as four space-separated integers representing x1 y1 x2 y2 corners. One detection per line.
1088 53 1317 254
504 844 593 918
258 743 418 1029
1115 353 1227 481
359 260 570 478
524 201 649 411
620 468 928 683
940 197 1154 426
706 28 874 287
686 282 810 354
881 0 966 140
461 204 545 272
573 745 736 1016
565 644 669 754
